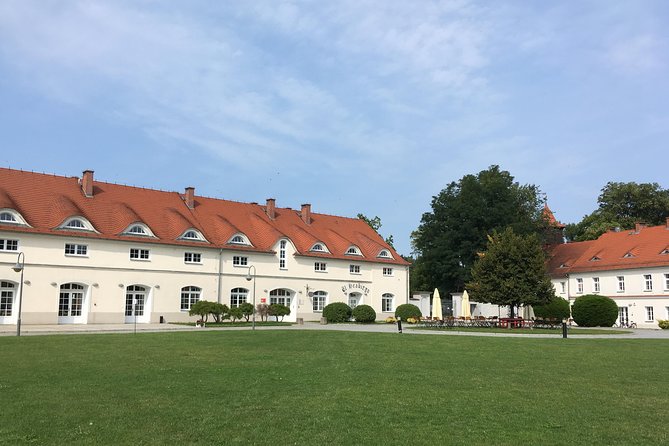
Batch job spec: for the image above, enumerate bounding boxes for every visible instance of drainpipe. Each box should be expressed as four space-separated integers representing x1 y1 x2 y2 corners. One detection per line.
406 265 410 304
217 249 223 304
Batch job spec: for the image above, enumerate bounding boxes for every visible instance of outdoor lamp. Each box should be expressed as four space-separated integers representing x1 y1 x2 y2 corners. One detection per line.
245 265 257 331
13 252 25 337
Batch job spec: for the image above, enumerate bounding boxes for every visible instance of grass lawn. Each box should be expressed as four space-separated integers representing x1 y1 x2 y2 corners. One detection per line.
1 331 668 445
407 326 631 335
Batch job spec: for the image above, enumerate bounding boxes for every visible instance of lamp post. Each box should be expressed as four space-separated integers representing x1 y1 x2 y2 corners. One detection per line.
245 265 256 331
12 252 25 337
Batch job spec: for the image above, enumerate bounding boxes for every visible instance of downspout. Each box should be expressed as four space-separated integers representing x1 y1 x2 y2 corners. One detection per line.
406 265 410 304
217 249 223 304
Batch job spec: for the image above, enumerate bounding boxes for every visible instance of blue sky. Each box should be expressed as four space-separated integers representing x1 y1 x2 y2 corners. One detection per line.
1 1 667 255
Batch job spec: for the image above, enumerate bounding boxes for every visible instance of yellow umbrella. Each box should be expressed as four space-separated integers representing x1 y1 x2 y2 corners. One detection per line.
431 288 443 320
462 290 471 318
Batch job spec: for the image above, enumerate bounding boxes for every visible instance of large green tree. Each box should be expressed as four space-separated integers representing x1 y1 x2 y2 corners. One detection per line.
467 228 555 317
566 181 669 241
411 165 548 294
358 213 395 248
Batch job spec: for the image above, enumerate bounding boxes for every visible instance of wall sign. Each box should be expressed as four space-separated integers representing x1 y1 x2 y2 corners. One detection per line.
341 283 370 296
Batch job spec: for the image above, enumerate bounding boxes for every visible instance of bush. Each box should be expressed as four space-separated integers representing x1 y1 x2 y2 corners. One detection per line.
256 304 269 322
572 294 618 327
228 306 243 322
533 296 570 320
268 304 290 321
189 300 227 323
323 302 352 323
395 304 421 321
239 302 254 322
406 317 419 324
658 320 669 329
352 305 376 323
385 317 397 324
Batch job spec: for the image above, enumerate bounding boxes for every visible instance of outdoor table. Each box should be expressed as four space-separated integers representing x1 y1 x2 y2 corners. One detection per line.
498 317 523 328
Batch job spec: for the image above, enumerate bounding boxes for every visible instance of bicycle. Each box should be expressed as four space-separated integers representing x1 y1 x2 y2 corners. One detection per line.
614 321 637 328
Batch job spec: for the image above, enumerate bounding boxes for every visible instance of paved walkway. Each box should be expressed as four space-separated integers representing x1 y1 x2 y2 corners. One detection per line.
1 321 669 339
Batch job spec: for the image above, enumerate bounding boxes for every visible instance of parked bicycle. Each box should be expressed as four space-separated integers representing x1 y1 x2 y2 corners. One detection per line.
614 321 637 328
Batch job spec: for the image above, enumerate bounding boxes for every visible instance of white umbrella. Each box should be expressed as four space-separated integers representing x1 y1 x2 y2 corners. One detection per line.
431 288 443 320
462 290 471 318
522 305 535 320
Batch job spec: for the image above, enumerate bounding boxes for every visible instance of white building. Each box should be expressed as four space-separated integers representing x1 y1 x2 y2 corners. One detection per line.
0 168 409 325
548 222 669 328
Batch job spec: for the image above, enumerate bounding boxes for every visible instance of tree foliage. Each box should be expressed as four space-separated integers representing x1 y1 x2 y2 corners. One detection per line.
188 301 227 323
358 213 395 248
566 182 669 241
467 228 554 317
268 303 290 321
239 302 255 322
323 302 353 323
533 296 570 320
411 166 548 294
571 294 618 327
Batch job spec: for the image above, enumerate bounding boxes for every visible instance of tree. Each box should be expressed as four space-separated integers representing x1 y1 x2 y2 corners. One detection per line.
239 302 254 322
467 228 554 318
256 303 269 322
358 213 395 248
268 304 290 322
566 182 669 241
188 300 224 323
411 165 547 295
229 306 243 322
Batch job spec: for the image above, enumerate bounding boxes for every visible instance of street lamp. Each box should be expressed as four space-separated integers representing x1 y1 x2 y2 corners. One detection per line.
12 252 25 337
245 265 257 331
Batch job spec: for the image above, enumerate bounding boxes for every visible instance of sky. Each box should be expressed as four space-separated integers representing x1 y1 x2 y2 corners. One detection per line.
1 1 668 256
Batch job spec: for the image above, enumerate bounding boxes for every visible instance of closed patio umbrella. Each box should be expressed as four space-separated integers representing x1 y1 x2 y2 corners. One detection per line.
462 290 471 318
522 305 535 320
431 288 443 319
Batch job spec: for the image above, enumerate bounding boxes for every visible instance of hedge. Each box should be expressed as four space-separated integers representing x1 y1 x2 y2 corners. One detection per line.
352 304 376 323
323 302 352 323
395 303 421 321
533 296 570 320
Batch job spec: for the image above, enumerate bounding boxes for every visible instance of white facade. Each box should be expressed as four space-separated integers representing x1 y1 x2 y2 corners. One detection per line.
552 268 669 328
1 231 409 325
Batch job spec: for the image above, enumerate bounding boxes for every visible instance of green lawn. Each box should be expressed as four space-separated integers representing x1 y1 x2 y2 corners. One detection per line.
408 326 631 335
1 331 668 445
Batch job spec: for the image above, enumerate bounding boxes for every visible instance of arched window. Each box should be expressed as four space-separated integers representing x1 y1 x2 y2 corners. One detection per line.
129 225 147 235
230 288 248 308
0 281 16 317
60 217 96 232
269 288 291 306
59 283 85 317
178 229 207 242
346 246 361 256
377 249 392 259
181 286 201 311
0 212 16 223
228 234 250 245
381 293 394 312
312 291 327 312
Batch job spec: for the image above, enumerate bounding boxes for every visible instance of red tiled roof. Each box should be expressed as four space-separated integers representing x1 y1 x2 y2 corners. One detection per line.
547 223 669 276
0 168 408 265
542 204 566 229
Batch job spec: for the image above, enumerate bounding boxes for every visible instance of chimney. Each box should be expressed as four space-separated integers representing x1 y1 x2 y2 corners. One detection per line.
81 170 94 197
666 217 669 229
635 222 645 233
184 187 195 209
301 203 312 224
266 198 276 219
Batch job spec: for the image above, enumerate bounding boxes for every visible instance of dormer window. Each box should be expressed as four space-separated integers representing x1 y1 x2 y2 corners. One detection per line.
121 223 156 238
377 249 393 259
227 233 251 246
590 256 601 262
309 242 329 253
623 252 635 258
0 212 16 222
59 216 96 232
0 209 29 226
178 228 207 243
661 248 669 255
345 246 362 256
559 263 568 269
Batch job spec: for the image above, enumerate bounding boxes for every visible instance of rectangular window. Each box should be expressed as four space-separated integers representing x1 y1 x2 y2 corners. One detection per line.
383 267 393 277
279 240 286 269
560 282 566 294
664 273 669 291
0 239 19 251
593 277 600 293
184 252 202 264
576 278 583 294
312 293 326 312
64 243 87 256
617 276 625 292
644 274 653 291
645 306 654 321
233 256 248 266
382 295 393 312
349 264 360 274
130 248 150 260
314 262 327 272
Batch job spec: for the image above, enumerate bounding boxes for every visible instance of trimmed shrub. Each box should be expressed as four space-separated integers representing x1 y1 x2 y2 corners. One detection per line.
323 302 352 323
533 296 570 320
352 304 376 323
658 320 669 329
572 294 618 327
268 304 290 321
239 302 254 322
228 306 243 322
395 303 421 321
385 317 397 324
